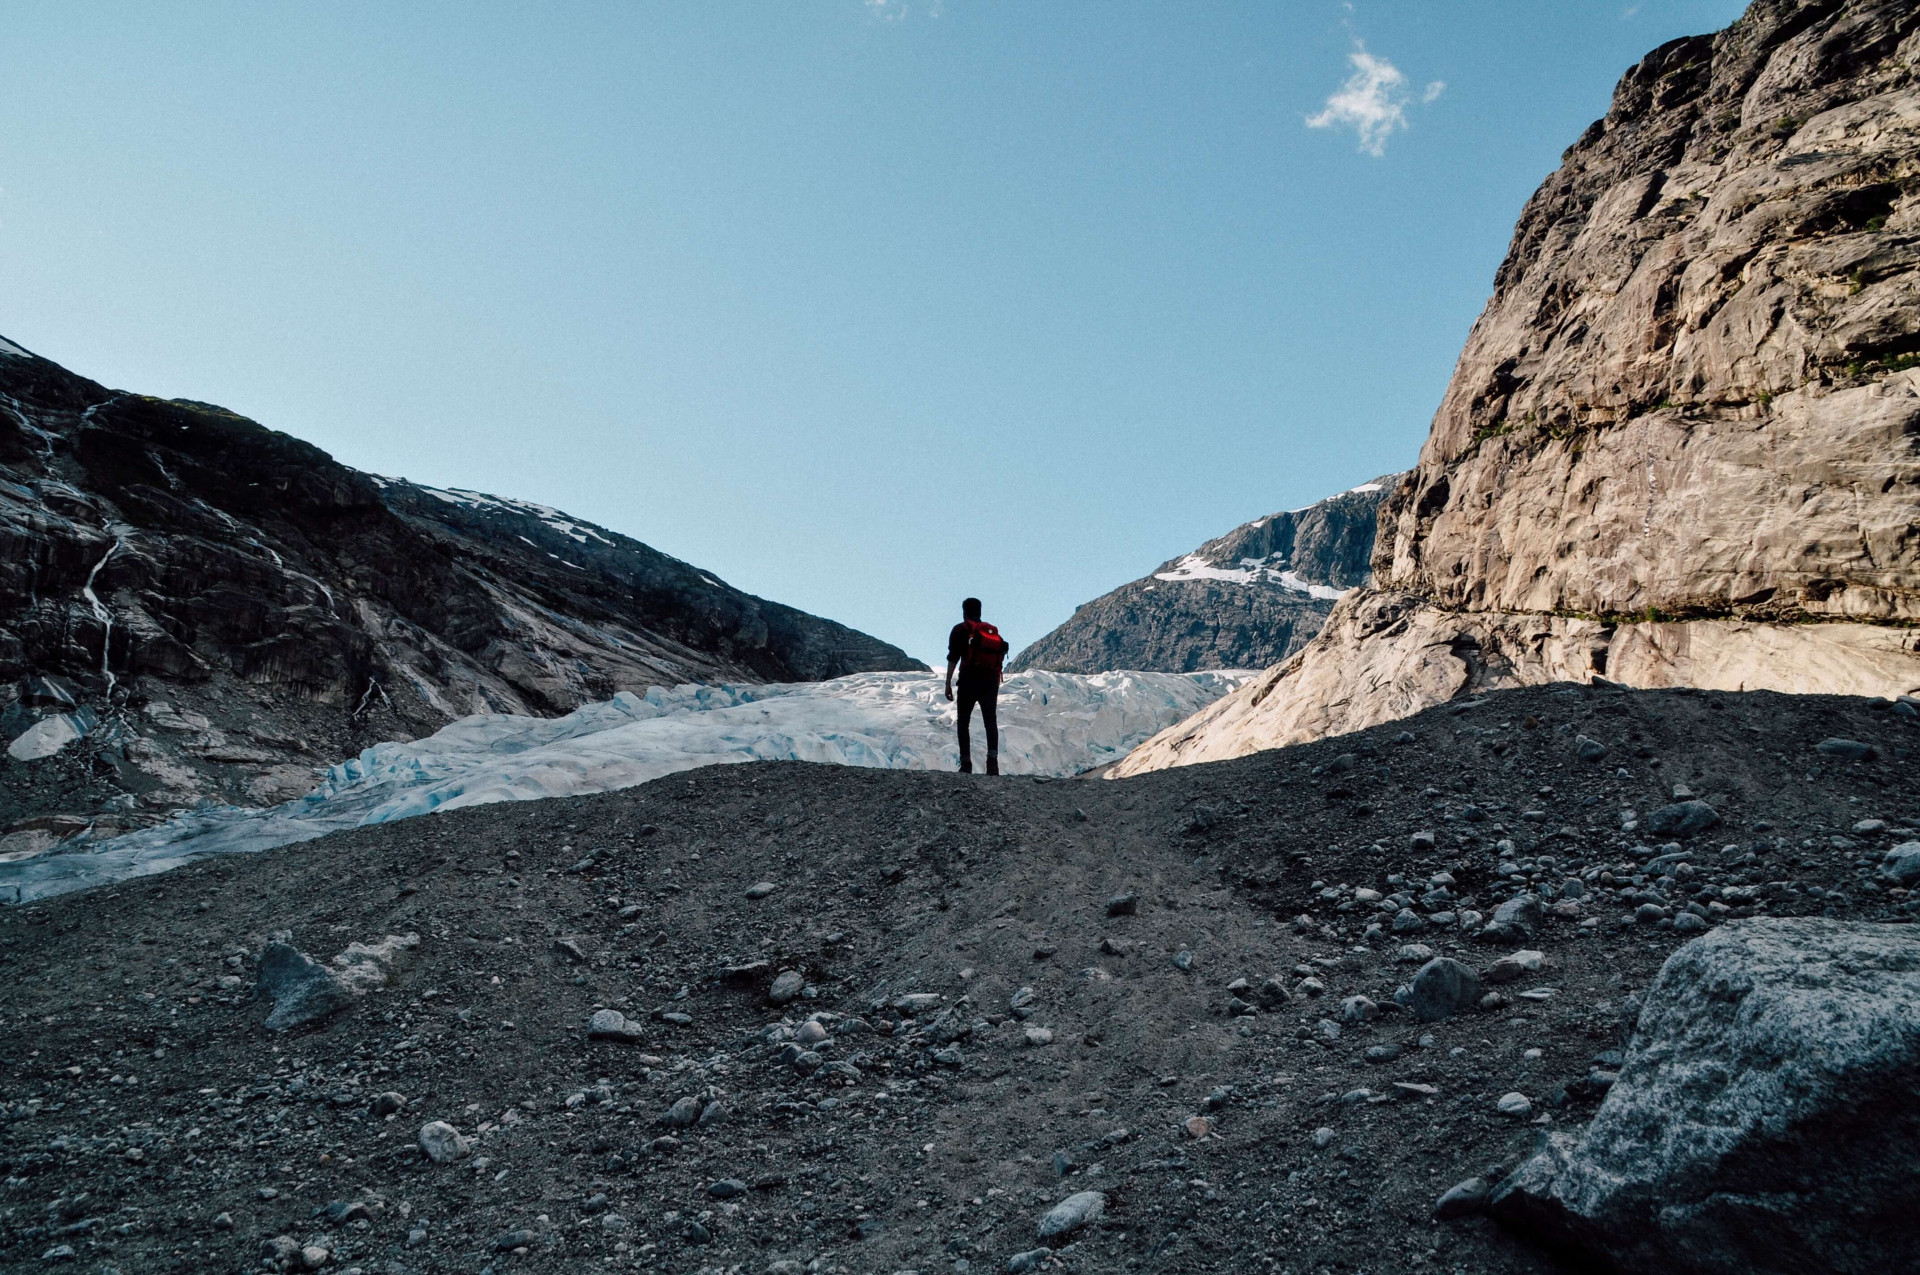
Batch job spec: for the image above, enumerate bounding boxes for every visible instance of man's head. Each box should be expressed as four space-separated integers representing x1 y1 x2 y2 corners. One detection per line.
962 597 982 621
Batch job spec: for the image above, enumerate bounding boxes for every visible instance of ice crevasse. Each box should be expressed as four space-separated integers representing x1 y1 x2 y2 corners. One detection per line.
0 668 1249 902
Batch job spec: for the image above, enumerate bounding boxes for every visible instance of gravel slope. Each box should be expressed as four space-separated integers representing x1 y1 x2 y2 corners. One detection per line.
1 683 1915 1275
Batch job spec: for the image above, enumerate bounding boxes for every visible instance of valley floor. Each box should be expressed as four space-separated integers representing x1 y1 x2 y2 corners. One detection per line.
1 683 1915 1274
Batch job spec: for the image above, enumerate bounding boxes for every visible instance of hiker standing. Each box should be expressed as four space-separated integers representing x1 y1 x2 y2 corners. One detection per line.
945 597 1008 775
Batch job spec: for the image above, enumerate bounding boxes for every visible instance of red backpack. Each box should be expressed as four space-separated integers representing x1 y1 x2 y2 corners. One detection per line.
962 620 1009 676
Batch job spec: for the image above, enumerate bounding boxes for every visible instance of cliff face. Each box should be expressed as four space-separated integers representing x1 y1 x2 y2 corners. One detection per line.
1118 0 1920 776
1010 477 1400 675
0 338 921 833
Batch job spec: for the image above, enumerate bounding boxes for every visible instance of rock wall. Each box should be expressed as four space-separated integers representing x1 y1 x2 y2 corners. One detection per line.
1119 0 1920 775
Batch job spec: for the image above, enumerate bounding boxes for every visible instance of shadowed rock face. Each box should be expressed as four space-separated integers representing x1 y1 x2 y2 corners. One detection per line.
1011 478 1400 675
1119 0 1920 775
0 338 921 830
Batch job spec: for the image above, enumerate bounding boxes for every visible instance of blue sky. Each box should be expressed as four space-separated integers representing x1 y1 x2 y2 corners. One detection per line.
0 1 1747 668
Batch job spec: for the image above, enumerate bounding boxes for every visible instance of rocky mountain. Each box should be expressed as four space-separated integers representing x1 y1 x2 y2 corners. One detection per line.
1011 476 1402 674
1119 0 1920 776
0 335 921 841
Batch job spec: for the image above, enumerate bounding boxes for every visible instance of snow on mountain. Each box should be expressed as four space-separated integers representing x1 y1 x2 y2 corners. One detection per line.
0 667 1249 901
1012 474 1406 674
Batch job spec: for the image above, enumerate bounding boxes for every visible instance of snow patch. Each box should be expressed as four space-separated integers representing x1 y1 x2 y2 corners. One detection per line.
1153 552 1353 601
0 668 1251 902
0 336 31 359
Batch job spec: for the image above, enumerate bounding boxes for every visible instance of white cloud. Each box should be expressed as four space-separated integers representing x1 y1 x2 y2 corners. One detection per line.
866 0 942 19
1307 44 1438 157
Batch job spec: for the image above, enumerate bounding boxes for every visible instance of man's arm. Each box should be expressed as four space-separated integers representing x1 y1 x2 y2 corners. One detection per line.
945 656 958 701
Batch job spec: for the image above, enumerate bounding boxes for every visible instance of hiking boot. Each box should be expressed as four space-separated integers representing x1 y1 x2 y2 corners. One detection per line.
986 755 999 776
959 759 972 774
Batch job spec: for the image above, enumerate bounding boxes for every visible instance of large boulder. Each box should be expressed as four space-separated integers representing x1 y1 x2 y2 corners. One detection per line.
1487 919 1920 1273
258 943 354 1032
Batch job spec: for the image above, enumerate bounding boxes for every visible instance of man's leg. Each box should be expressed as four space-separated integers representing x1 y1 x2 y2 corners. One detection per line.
956 688 976 773
981 689 999 776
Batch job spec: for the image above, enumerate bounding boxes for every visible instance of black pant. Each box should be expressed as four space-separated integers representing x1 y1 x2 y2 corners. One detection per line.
957 682 998 773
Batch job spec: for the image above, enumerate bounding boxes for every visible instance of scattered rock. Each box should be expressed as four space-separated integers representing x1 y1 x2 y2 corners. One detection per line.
745 881 778 899
258 943 354 1032
1815 738 1878 762
1484 950 1545 984
586 1009 644 1042
1036 1190 1106 1239
1434 1176 1490 1220
1642 801 1721 838
1410 958 1482 1022
768 970 805 1004
417 1121 472 1164
1496 1092 1532 1118
1105 892 1138 916
1877 842 1920 887
1478 894 1543 943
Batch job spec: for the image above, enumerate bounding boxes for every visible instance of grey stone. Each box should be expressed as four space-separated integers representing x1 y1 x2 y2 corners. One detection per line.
587 1009 644 1042
663 1096 703 1127
1575 735 1609 762
370 1091 406 1117
493 1229 536 1251
1877 842 1920 887
1497 1092 1532 1118
1643 801 1721 838
1008 1250 1051 1274
1484 950 1545 985
768 970 805 1004
1036 1190 1106 1239
1105 892 1138 916
1341 995 1378 1023
1815 738 1878 761
892 992 942 1014
744 881 778 899
258 943 354 1032
1434 1176 1490 1220
1489 918 1920 1273
1478 893 1543 943
417 1121 472 1163
708 1178 747 1198
1392 907 1428 933
1411 958 1482 1022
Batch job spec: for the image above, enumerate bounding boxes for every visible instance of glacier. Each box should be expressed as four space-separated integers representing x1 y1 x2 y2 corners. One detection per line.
0 668 1248 903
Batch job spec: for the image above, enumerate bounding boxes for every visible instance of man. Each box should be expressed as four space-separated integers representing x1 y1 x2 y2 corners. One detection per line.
944 597 1008 775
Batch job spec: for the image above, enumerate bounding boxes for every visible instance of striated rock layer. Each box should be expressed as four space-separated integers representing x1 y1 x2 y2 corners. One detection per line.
1120 0 1920 774
1011 477 1400 675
